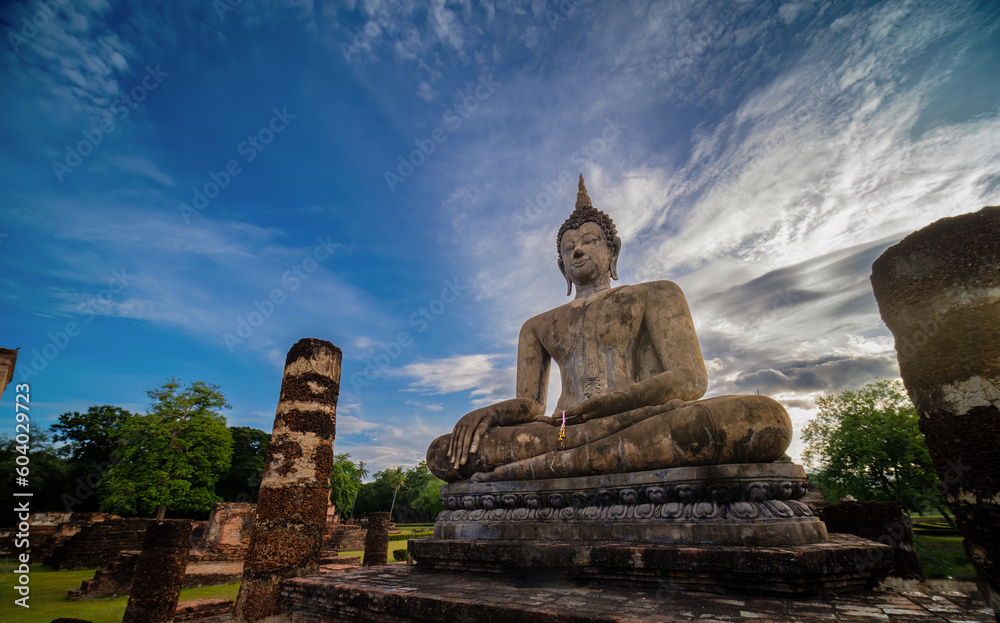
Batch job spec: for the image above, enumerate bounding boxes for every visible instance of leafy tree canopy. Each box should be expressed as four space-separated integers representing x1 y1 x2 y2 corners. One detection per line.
216 426 271 503
51 405 134 470
401 461 444 522
0 430 73 511
350 461 445 522
411 474 446 521
354 468 397 518
387 467 407 519
329 452 363 518
802 379 944 516
99 378 233 519
45 405 136 512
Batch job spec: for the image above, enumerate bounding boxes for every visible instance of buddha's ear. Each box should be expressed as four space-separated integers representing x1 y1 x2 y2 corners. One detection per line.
610 236 622 281
558 257 572 296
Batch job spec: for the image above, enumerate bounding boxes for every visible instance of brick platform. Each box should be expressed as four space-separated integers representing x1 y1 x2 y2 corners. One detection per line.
173 598 234 621
282 565 996 622
409 535 892 595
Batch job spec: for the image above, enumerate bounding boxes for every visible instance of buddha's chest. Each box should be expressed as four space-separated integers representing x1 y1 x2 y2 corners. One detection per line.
540 291 645 364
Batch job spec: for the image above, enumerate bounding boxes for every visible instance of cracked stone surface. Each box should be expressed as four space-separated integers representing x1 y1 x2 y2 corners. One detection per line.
280 565 996 623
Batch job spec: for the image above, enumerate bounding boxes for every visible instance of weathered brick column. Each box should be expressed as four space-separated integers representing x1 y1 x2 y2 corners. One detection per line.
122 519 193 623
363 512 390 567
871 206 999 613
234 338 342 622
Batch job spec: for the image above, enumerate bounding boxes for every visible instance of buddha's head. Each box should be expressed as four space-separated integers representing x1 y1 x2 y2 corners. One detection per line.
556 175 622 296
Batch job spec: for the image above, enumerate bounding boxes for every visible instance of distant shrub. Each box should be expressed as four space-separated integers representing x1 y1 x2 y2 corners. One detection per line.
388 531 433 541
392 548 408 562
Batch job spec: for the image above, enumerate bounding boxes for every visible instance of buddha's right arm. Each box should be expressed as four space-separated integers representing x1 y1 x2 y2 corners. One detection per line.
514 320 551 414
447 323 550 468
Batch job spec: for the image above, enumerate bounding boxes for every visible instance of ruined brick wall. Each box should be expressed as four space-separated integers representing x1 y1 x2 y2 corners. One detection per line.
5 512 111 560
172 598 234 621
68 551 140 600
69 550 244 600
325 525 366 552
200 502 255 557
44 518 150 570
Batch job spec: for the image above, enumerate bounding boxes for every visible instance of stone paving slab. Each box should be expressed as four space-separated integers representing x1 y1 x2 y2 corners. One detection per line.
281 565 997 623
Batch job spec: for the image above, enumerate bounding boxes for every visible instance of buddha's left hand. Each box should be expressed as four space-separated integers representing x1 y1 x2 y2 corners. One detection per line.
564 391 634 423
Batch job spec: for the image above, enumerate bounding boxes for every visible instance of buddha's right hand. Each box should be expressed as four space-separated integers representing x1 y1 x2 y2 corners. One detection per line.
447 398 543 469
447 406 498 470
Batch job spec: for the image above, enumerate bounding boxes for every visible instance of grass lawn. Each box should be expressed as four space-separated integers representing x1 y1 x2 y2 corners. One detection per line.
338 525 433 563
912 534 978 581
2 525 434 620
0 564 238 623
905 514 976 581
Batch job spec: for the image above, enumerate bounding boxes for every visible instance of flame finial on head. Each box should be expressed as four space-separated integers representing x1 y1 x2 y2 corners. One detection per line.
557 174 617 257
575 174 592 209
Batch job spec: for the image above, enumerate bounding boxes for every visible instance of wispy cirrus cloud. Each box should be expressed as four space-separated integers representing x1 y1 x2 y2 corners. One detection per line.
396 353 514 399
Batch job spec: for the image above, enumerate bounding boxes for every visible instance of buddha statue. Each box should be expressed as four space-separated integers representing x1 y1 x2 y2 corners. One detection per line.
427 176 792 483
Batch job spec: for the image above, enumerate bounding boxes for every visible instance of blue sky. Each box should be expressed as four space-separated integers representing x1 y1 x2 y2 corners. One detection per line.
2 0 998 475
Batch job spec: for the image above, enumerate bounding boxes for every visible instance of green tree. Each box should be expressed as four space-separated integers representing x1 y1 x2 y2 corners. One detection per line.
51 405 134 511
350 462 444 522
349 460 369 519
329 453 361 518
397 461 443 522
0 430 73 512
411 476 446 521
99 378 233 519
387 467 407 520
51 405 134 469
802 379 944 517
354 468 395 518
216 426 271 503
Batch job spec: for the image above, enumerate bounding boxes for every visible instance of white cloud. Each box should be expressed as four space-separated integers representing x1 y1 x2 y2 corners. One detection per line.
337 414 382 435
428 0 465 52
396 353 514 398
416 80 437 102
104 154 175 186
404 399 445 411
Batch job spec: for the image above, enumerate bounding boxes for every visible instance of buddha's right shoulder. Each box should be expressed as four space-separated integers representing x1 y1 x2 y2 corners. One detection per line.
633 280 685 297
523 308 554 328
521 304 566 333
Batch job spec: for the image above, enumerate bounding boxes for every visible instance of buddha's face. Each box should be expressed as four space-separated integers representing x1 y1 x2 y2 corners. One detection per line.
560 222 612 286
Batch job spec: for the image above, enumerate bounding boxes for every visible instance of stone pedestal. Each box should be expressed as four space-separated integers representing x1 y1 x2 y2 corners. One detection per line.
409 464 890 596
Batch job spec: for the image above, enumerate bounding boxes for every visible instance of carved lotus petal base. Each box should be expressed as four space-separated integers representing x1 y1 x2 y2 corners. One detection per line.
433 463 828 546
